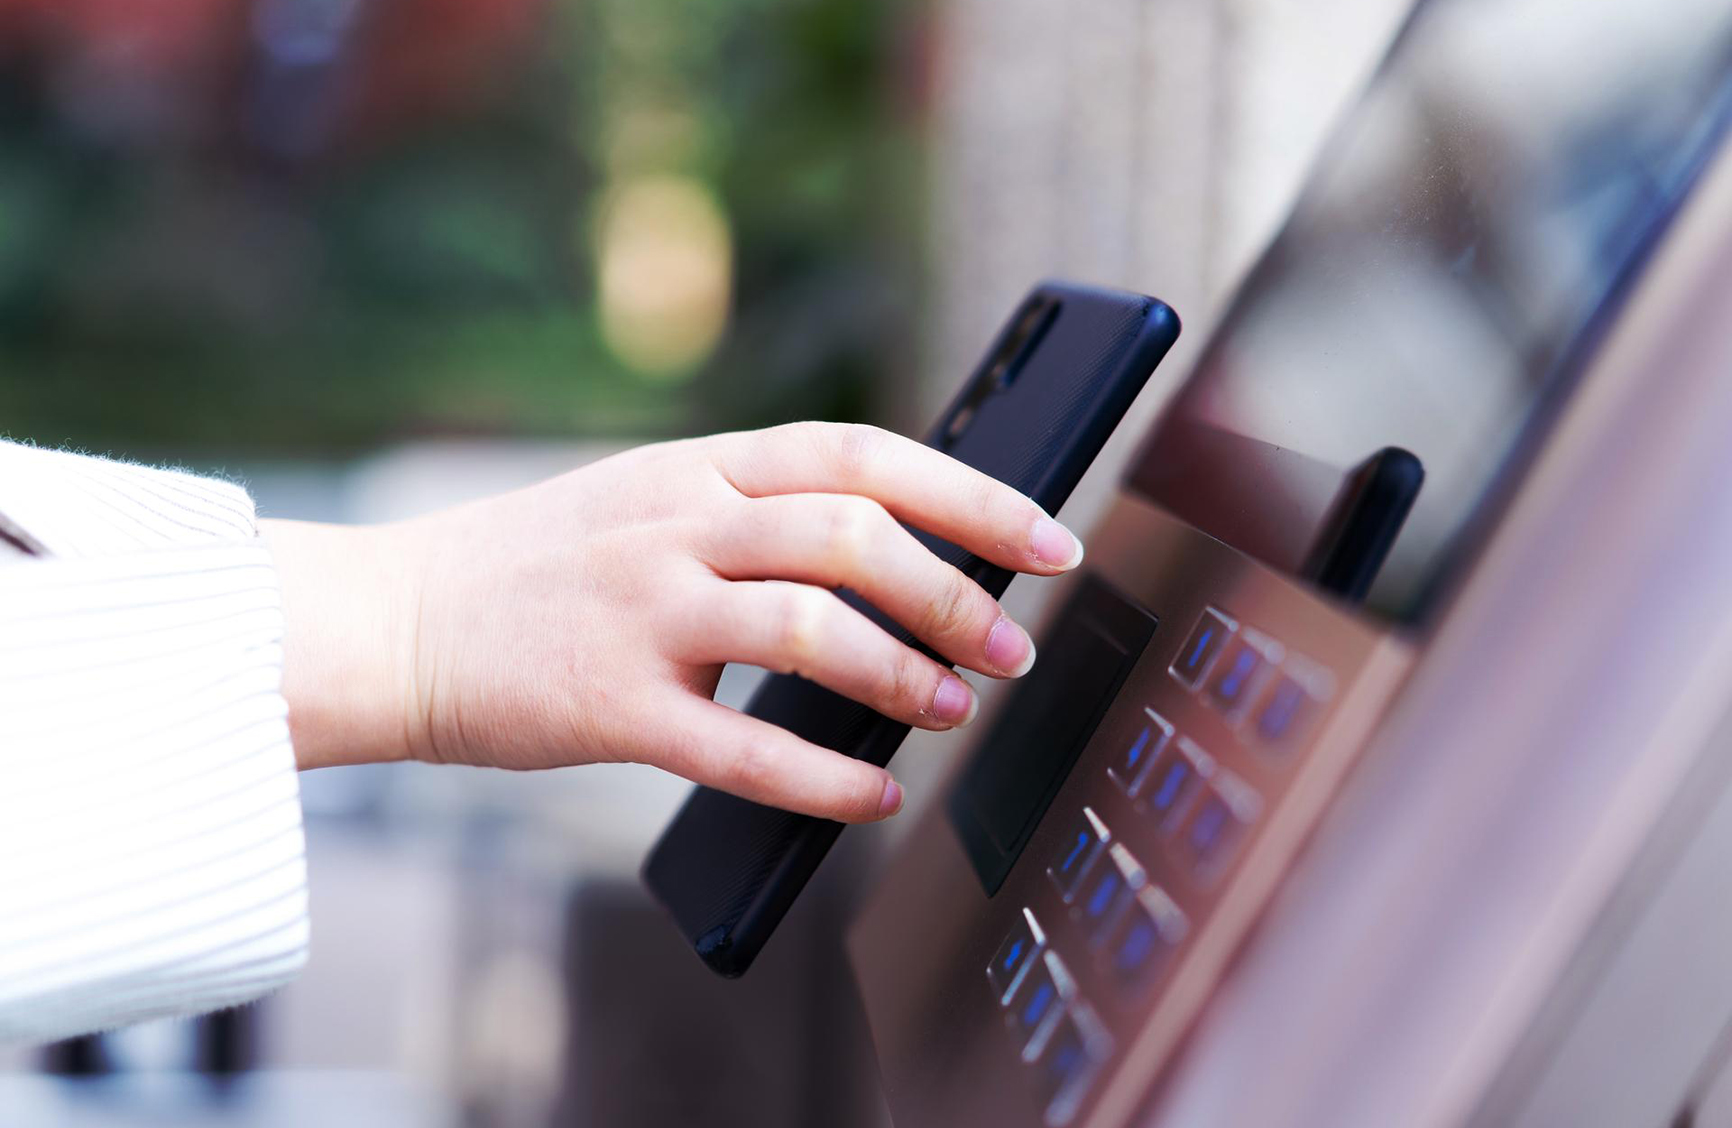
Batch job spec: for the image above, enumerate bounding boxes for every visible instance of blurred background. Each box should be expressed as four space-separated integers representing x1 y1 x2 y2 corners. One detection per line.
0 0 1410 1124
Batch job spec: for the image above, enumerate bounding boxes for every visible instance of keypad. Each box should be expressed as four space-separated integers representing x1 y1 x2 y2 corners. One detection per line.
1174 606 1332 746
992 820 1171 1122
991 602 1334 1126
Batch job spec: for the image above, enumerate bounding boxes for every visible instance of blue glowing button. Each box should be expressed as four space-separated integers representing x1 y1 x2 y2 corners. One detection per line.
1011 950 1076 1060
1256 675 1310 742
1170 608 1234 689
987 908 1046 1006
1104 884 1189 992
1142 735 1212 833
1253 659 1332 747
1080 865 1123 927
1031 1002 1112 1127
1047 808 1110 903
1176 773 1263 884
1107 710 1174 796
1082 843 1146 949
1010 966 1060 1049
1207 630 1279 716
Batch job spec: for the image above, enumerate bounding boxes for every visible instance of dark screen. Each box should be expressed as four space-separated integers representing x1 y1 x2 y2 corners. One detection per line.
1133 0 1732 622
949 577 1158 895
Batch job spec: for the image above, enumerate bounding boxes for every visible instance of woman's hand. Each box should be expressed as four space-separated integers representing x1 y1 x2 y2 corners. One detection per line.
262 422 1084 822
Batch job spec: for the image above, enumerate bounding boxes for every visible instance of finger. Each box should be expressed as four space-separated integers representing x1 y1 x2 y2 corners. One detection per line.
678 580 982 728
700 493 1034 678
708 422 1085 575
656 695 904 822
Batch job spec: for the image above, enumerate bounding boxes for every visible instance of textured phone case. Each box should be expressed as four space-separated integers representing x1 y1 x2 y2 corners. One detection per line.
643 281 1180 976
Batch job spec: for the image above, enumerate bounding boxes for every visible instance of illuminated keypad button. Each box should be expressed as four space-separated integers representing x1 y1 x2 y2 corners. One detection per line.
1176 774 1263 883
1010 951 1074 1059
1032 1003 1112 1127
1141 736 1210 832
1253 658 1332 747
1208 631 1278 717
1170 608 1234 688
987 909 1046 1006
1104 885 1188 991
1256 675 1311 742
1107 710 1173 796
1047 808 1109 903
1077 844 1143 946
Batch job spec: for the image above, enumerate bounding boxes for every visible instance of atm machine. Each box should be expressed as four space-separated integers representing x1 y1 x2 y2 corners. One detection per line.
848 0 1732 1125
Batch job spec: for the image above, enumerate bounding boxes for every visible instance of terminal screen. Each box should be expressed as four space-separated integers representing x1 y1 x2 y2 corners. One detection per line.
1132 0 1732 621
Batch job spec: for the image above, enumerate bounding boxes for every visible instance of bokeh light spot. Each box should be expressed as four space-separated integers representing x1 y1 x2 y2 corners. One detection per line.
594 174 732 381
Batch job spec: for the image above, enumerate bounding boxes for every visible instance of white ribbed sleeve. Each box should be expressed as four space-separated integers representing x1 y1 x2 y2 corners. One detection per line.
0 441 309 1044
0 442 260 559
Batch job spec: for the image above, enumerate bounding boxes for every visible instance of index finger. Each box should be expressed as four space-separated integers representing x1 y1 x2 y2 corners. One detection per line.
708 422 1085 574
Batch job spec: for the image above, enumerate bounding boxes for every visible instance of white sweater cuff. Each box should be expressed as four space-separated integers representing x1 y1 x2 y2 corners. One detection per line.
0 441 258 559
0 448 309 1044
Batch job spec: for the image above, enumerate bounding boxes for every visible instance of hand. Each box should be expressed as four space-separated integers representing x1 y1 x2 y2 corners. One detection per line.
262 422 1084 822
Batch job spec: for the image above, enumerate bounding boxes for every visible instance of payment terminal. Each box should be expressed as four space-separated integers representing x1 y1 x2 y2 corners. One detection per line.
848 0 1732 1125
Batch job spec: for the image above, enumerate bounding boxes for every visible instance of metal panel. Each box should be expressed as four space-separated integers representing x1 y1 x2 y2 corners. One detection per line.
1148 127 1732 1128
849 503 1409 1128
852 47 1732 1128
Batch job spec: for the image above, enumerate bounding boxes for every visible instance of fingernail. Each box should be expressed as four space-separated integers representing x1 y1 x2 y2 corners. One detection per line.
878 778 904 818
932 675 978 726
1031 516 1085 570
986 615 1036 677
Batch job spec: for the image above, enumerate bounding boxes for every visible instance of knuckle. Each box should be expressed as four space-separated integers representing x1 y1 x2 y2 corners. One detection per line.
726 739 778 797
976 475 1015 524
779 419 826 445
776 587 830 670
821 495 885 571
777 419 833 462
885 651 929 715
924 573 981 642
832 422 887 481
846 771 887 820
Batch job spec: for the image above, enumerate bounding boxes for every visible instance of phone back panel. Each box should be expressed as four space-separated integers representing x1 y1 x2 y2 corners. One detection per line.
644 281 1180 976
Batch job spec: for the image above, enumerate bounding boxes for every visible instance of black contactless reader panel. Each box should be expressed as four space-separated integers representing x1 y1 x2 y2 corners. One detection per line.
949 576 1159 896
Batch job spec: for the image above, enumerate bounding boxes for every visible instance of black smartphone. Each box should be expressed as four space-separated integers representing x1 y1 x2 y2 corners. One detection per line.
643 281 1181 977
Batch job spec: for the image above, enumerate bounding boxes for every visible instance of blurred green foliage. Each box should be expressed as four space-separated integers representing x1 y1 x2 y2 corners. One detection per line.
0 0 924 460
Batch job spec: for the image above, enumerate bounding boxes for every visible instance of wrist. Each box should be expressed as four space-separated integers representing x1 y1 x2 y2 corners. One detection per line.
262 518 423 769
